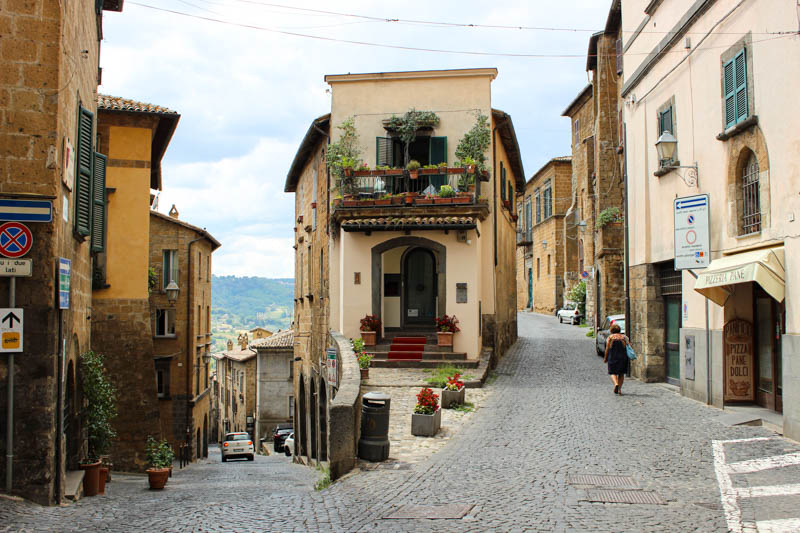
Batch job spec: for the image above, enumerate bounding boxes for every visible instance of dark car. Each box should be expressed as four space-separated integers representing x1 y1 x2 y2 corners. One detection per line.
596 314 626 356
273 424 293 453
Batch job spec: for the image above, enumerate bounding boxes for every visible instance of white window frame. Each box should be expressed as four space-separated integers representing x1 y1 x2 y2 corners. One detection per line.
155 309 176 337
162 249 178 290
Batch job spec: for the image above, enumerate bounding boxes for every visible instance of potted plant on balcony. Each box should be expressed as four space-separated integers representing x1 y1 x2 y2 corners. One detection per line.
411 387 441 437
375 194 392 206
357 351 373 380
354 162 371 177
434 314 460 346
80 350 117 497
461 156 477 174
360 314 381 346
341 156 356 177
415 195 434 206
326 117 362 197
407 159 421 179
455 113 491 176
435 185 456 204
441 373 466 408
438 161 449 174
145 436 174 490
421 164 439 175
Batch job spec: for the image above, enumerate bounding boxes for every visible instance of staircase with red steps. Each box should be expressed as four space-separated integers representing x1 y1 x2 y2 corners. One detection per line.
367 331 476 368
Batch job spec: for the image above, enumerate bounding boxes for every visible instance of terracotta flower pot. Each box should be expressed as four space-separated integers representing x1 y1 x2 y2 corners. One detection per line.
360 367 369 380
354 170 371 177
361 330 376 346
434 197 453 204
409 170 419 179
437 331 454 346
80 461 101 497
375 199 392 206
344 168 353 177
147 468 170 490
98 466 109 494
415 198 434 205
392 196 404 205
420 168 438 175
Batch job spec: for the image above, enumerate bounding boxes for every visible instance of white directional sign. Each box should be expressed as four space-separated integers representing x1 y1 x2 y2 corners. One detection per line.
0 259 32 277
674 194 710 270
0 308 23 353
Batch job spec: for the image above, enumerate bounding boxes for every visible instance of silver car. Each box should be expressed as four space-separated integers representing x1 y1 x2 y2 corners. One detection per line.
221 432 254 462
596 314 626 356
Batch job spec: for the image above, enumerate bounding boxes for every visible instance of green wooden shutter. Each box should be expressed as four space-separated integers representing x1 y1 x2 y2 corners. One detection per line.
734 50 748 124
429 137 447 165
376 137 393 167
74 106 94 236
91 152 107 252
500 163 506 201
723 58 736 128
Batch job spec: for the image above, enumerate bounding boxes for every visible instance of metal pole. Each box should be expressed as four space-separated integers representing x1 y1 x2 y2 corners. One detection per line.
706 298 712 405
6 277 15 492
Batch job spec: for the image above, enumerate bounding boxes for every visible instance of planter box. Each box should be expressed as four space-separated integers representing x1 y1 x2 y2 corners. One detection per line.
452 196 471 205
392 196 404 205
360 367 369 380
441 386 466 409
411 407 441 437
437 331 454 346
354 170 371 177
420 168 438 175
359 200 375 206
361 330 377 346
385 169 403 175
434 197 453 204
448 167 466 174
343 200 359 207
415 198 434 205
375 199 392 206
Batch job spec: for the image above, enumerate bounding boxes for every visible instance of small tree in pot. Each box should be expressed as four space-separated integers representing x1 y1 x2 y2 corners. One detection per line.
145 436 175 490
80 351 117 497
359 314 381 346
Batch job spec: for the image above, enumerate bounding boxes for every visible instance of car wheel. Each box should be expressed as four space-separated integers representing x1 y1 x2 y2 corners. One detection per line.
248 454 254 461
285 448 291 457
572 317 578 325
221 456 227 462
558 316 562 323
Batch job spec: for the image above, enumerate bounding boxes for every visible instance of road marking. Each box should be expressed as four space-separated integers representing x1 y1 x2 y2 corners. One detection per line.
735 484 800 498
751 518 800 532
725 452 800 474
713 439 743 533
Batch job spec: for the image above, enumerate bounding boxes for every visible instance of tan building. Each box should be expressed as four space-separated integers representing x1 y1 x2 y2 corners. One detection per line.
92 95 180 471
250 327 273 340
516 158 573 314
561 1 625 331
149 208 220 459
622 0 800 440
216 336 255 439
250 329 294 443
286 68 524 472
0 0 122 505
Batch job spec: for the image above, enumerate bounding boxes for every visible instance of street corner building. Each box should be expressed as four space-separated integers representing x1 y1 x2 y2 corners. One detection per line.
0 0 123 505
621 0 800 440
285 68 524 478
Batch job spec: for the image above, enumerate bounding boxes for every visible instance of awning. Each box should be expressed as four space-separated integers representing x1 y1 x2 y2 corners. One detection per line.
694 246 785 306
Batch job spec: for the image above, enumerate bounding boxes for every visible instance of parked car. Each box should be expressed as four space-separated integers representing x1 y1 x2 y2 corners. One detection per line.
221 432 254 462
273 424 293 453
556 302 582 325
596 314 626 356
283 432 295 457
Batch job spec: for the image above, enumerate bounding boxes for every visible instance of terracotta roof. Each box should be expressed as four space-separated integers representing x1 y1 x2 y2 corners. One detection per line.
341 216 477 232
525 156 573 187
561 84 593 117
285 114 330 193
221 347 256 362
250 329 294 349
150 211 221 250
491 109 525 189
97 95 178 115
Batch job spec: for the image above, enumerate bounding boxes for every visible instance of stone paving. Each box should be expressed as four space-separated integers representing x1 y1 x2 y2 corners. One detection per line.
1 312 798 532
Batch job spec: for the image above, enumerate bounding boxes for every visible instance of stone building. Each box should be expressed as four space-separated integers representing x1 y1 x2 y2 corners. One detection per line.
92 95 179 471
0 0 122 505
250 329 294 444
216 336 255 438
622 0 799 440
561 1 625 332
249 327 272 340
286 68 524 475
516 157 572 314
149 208 219 460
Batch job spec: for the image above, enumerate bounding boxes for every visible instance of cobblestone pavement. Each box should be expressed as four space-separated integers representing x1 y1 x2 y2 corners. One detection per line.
2 312 797 532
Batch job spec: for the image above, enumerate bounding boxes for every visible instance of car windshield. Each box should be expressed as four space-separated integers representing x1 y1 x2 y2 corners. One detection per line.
564 303 576 310
226 434 249 441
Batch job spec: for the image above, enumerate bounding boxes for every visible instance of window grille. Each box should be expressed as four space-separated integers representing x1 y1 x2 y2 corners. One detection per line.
741 153 761 234
659 263 682 296
535 190 541 223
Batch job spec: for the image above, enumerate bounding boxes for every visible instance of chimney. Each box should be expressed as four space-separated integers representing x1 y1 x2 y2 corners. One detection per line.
169 204 179 218
239 333 249 350
226 340 233 351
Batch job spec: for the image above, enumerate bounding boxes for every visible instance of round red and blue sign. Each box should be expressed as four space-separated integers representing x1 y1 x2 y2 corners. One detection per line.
0 222 33 258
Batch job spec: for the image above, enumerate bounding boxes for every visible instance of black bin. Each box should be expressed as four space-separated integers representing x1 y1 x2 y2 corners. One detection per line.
358 391 391 462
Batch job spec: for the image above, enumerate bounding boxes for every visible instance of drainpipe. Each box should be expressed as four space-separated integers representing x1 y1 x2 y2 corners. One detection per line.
623 123 632 377
186 237 203 454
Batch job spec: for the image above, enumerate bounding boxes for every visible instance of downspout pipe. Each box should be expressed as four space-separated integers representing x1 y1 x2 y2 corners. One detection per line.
623 124 631 377
186 237 203 453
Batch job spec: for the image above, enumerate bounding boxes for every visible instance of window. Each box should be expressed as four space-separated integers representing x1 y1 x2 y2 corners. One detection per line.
500 162 506 202
155 364 170 398
289 359 294 379
507 181 513 209
543 180 552 219
198 251 202 279
162 250 178 289
537 257 540 279
573 119 579 140
658 102 676 167
578 239 585 274
91 152 107 252
206 306 210 334
535 190 541 223
288 396 295 419
74 105 94 237
724 49 748 128
206 255 210 282
740 152 761 234
516 205 523 243
547 254 551 275
155 309 176 337
312 168 318 231
376 136 446 168
524 196 532 242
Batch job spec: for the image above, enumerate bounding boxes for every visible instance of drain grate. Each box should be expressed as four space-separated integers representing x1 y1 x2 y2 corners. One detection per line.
384 504 475 519
567 474 638 488
582 489 666 505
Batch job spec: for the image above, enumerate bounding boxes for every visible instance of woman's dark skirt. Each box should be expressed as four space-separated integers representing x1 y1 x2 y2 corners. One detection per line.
607 340 629 375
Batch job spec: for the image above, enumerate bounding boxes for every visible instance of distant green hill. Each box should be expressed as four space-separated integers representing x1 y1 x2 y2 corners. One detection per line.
211 275 294 351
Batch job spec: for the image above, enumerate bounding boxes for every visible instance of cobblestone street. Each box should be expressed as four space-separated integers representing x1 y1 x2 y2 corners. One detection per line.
2 312 798 532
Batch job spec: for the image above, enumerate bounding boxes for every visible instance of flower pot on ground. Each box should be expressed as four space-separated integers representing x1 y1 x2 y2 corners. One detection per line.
146 468 170 490
357 351 373 381
441 373 466 408
79 461 101 497
360 330 376 346
435 314 460 346
411 387 441 437
145 436 175 490
359 314 381 346
437 331 454 346
80 350 117 497
98 466 109 494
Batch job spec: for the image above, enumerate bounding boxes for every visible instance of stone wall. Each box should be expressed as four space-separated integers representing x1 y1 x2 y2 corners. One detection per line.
629 263 666 382
328 332 360 481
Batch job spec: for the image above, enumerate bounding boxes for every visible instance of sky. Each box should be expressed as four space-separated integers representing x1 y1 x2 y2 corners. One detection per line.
100 0 612 278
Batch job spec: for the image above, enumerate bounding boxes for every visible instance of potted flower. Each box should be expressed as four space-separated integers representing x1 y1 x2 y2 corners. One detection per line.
375 194 392 206
434 314 460 346
357 351 373 380
359 314 381 346
438 161 448 174
435 185 456 204
441 373 466 408
354 162 371 177
411 387 441 437
421 164 439 175
145 436 174 490
80 351 117 497
461 156 477 174
406 159 421 179
341 156 356 177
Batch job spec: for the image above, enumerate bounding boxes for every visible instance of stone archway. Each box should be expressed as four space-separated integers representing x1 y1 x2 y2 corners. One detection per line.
298 376 307 458
724 124 770 237
203 415 208 458
371 236 447 326
310 378 318 461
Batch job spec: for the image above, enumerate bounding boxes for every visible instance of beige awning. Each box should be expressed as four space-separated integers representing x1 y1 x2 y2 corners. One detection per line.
694 246 785 306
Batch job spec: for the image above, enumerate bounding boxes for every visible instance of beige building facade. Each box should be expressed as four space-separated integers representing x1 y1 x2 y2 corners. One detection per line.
216 337 255 439
622 0 800 440
250 329 294 444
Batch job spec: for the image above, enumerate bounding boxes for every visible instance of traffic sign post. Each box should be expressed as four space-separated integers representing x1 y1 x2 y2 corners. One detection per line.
674 194 710 270
0 222 33 259
0 199 52 223
0 309 23 353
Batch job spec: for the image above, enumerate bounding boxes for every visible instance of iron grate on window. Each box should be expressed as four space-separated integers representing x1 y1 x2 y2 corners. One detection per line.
660 263 682 296
741 153 761 234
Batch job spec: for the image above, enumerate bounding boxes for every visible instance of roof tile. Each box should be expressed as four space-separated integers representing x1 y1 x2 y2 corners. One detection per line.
97 94 178 115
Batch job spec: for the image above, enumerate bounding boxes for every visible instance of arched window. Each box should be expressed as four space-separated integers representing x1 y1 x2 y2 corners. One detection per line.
740 151 761 235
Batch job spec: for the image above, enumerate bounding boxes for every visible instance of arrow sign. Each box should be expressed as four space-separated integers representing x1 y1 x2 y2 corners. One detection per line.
0 307 22 353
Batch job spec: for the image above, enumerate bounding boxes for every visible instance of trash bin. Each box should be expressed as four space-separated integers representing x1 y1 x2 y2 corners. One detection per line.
358 391 390 462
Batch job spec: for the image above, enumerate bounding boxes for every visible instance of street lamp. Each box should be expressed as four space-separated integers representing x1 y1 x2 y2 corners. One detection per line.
655 131 699 186
165 280 179 303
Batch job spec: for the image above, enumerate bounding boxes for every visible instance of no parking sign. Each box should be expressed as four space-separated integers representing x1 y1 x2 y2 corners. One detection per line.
0 222 33 259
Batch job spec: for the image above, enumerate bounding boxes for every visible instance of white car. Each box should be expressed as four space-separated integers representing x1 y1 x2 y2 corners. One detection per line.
221 432 254 462
283 433 294 457
557 302 582 325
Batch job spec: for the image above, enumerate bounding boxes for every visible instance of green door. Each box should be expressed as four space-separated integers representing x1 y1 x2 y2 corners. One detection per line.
665 297 681 384
527 268 533 308
404 248 437 325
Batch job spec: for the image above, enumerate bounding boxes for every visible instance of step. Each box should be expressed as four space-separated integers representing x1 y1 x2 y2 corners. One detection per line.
387 351 422 360
371 359 479 369
388 344 427 352
371 351 468 361
391 336 429 344
374 343 453 353
65 470 85 502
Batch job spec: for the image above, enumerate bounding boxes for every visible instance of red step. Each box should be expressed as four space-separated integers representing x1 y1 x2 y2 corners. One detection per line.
387 351 423 360
389 344 426 352
392 337 428 344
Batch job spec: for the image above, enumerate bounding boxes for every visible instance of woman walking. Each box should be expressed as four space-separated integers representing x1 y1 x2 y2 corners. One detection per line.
603 322 630 395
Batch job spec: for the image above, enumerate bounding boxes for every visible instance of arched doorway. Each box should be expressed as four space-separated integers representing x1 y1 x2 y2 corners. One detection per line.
318 382 328 461
196 428 201 459
403 248 437 326
298 377 307 458
203 415 208 458
310 379 318 461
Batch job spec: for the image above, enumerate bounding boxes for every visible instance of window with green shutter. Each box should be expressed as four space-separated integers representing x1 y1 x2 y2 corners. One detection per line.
724 49 748 128
91 152 107 252
500 162 506 201
429 137 447 165
376 137 393 167
74 105 94 236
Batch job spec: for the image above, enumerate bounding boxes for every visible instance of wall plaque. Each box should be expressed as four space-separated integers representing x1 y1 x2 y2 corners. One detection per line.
684 335 695 381
723 319 754 402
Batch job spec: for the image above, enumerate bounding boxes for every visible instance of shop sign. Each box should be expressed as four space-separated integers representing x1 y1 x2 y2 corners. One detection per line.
723 319 754 402
326 348 338 388
674 194 710 270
